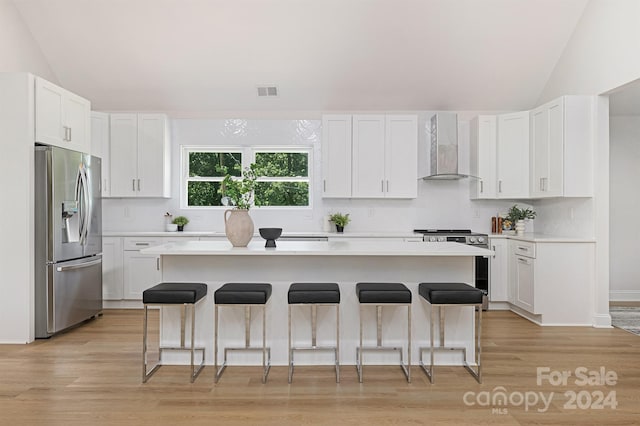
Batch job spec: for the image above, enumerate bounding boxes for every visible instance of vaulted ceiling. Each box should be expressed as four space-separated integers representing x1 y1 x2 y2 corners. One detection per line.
13 0 588 113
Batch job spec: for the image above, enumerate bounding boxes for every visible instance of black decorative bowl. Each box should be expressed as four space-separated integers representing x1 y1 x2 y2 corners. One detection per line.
259 228 282 248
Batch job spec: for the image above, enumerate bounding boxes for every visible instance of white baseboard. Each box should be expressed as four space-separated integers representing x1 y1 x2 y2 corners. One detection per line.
609 290 640 301
103 300 143 309
592 313 612 328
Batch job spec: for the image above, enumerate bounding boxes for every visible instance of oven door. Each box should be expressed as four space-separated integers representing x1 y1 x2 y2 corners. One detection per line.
475 253 489 310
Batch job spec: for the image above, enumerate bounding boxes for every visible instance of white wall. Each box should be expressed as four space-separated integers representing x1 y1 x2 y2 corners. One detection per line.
103 114 520 235
0 0 56 81
609 115 640 300
538 0 640 102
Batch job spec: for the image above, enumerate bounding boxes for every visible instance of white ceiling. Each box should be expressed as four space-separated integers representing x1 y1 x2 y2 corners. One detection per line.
13 0 588 114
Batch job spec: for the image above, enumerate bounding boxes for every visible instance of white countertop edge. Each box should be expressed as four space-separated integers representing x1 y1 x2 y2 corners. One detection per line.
103 231 419 238
141 240 494 257
487 233 595 243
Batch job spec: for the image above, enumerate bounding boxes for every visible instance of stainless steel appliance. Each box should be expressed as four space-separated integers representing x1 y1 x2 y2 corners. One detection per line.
35 145 102 338
421 113 475 180
413 229 489 309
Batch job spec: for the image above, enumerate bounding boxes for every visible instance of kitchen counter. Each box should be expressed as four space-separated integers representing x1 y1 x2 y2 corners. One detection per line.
145 239 485 368
141 240 493 256
104 230 419 238
487 232 595 243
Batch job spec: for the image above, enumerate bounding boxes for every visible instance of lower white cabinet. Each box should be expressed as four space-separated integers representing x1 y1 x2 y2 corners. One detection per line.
122 237 162 300
102 237 123 300
509 240 536 313
488 238 508 302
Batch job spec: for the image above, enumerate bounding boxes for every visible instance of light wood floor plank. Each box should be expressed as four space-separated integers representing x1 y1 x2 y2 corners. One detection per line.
0 309 638 425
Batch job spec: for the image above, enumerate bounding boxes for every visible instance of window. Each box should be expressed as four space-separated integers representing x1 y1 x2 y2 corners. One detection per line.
184 149 242 207
182 147 311 208
254 150 309 207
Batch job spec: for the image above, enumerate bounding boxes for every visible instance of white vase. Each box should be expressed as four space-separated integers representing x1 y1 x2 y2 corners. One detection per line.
224 209 254 247
515 219 525 235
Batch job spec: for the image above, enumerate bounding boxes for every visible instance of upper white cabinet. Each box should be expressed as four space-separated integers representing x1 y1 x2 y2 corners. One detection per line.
530 96 593 198
496 111 529 199
35 77 91 153
109 113 171 198
469 115 497 199
384 115 419 198
322 114 417 199
91 112 110 197
321 115 352 197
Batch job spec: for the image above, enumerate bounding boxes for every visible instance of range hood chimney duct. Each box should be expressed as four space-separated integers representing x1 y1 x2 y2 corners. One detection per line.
422 112 475 180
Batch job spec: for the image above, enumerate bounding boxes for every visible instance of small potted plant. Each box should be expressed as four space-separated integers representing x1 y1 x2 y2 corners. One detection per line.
506 205 536 235
329 213 351 233
172 216 189 231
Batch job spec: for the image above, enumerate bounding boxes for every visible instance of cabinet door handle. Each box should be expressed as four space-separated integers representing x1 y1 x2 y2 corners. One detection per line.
498 180 502 193
386 180 389 192
323 180 326 192
517 246 529 251
492 245 496 258
480 180 484 193
68 127 72 141
156 258 160 270
137 179 141 191
517 257 530 264
135 243 150 246
132 179 135 191
381 180 384 192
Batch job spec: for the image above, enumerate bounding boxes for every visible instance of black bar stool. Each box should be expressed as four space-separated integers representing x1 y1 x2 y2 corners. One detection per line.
214 283 272 383
142 282 208 383
355 282 412 383
418 282 483 383
288 282 341 383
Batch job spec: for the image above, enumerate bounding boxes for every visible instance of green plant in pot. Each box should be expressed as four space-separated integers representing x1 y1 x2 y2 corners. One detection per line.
506 205 536 234
329 213 350 233
172 216 189 231
218 164 261 247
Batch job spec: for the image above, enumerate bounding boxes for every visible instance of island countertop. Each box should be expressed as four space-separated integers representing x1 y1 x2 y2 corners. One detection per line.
141 240 494 257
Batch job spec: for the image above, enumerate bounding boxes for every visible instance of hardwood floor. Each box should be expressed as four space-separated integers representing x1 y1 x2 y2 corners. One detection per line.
1 309 639 425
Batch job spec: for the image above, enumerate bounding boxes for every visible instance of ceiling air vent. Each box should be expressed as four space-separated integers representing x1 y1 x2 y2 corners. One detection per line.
257 86 278 97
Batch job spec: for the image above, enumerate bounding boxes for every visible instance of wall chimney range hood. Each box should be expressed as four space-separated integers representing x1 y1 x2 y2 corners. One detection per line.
422 112 476 180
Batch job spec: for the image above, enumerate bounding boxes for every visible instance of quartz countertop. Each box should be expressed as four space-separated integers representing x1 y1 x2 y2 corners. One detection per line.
103 230 420 238
487 233 595 243
141 240 494 257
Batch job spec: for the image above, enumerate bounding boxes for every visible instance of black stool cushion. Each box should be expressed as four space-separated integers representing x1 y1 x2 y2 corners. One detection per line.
288 283 340 304
419 282 483 305
143 282 208 304
215 283 272 304
356 282 411 304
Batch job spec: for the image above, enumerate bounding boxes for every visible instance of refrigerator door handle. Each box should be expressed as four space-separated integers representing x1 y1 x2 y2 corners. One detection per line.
81 165 91 244
56 258 102 272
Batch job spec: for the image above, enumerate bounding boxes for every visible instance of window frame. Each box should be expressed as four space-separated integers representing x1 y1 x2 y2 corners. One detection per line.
180 145 313 210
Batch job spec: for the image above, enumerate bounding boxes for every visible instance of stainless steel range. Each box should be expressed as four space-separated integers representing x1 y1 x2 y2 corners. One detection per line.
413 229 489 309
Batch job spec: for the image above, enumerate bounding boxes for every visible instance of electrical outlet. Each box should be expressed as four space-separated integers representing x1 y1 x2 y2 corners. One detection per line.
124 206 130 218
570 207 575 220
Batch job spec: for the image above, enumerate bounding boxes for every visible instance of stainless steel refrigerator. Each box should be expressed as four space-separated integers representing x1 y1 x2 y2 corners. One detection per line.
35 145 102 338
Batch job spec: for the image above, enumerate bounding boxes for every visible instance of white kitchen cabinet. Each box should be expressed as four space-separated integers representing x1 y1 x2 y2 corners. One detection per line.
488 238 508 302
530 96 593 198
109 113 171 198
122 237 162 300
351 115 418 198
469 115 497 199
321 115 352 197
352 115 386 197
322 114 417 199
385 115 419 198
91 111 110 197
35 77 91 153
102 237 123 300
497 111 529 199
510 241 536 313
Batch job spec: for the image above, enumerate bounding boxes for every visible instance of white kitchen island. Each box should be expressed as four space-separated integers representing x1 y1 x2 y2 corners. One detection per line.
142 240 493 368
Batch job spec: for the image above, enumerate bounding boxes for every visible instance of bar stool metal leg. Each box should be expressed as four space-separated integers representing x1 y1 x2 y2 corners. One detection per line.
143 302 205 383
215 303 271 384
